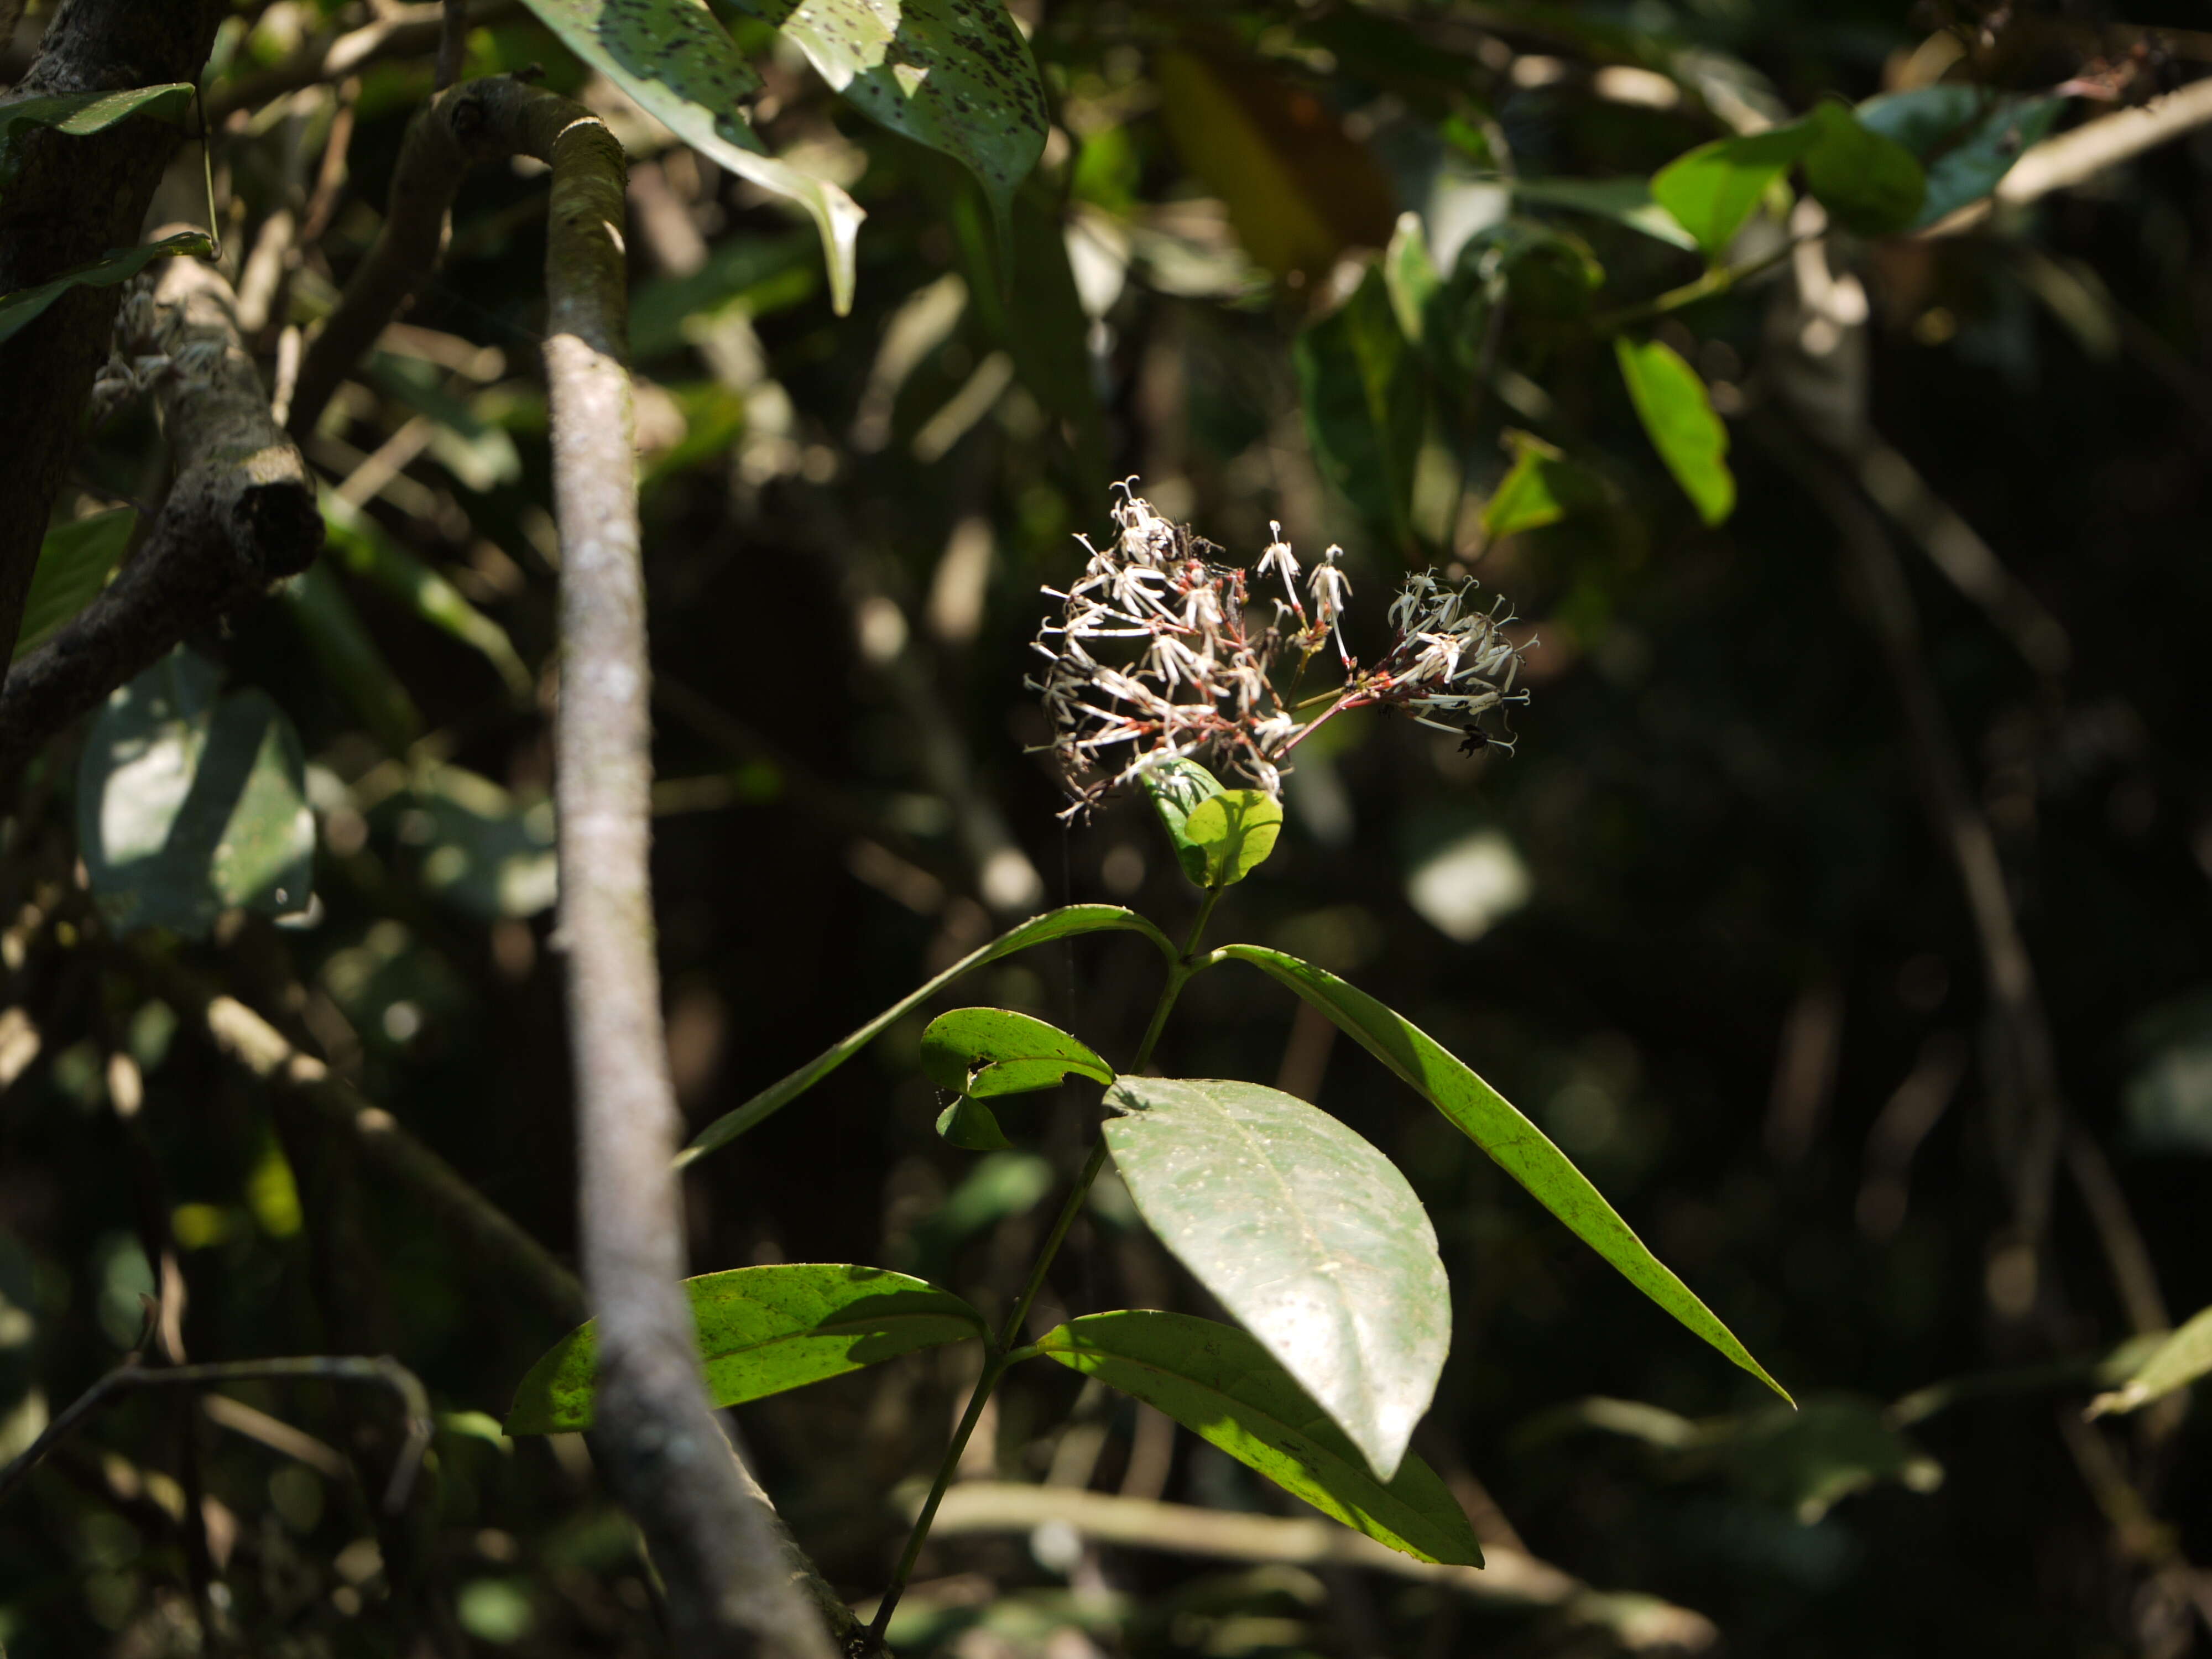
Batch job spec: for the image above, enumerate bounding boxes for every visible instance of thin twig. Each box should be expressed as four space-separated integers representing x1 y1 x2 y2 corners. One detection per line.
910 1483 1719 1652
435 0 469 89
0 1354 432 1514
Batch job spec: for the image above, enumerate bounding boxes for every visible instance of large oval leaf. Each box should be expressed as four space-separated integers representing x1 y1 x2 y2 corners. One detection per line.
1183 790 1284 888
920 1008 1113 1098
1215 945 1790 1404
1615 336 1734 527
1650 123 1812 258
507 1264 986 1432
79 650 316 939
516 0 864 312
1034 1310 1479 1566
1141 757 1224 887
1101 1077 1449 1480
728 0 1046 278
678 904 1172 1163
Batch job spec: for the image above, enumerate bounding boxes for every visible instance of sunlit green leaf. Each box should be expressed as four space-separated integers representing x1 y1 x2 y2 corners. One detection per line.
727 0 1045 285
2086 1303 2212 1418
1182 790 1284 888
1513 176 1700 252
1801 101 1924 236
79 650 316 939
514 0 863 311
1214 946 1790 1404
680 906 1174 1162
1614 337 1734 526
1382 212 1440 345
507 1265 987 1432
1142 758 1224 887
1034 1311 1479 1565
17 508 133 654
1480 431 1601 540
921 1008 1113 1098
1102 1077 1450 1479
1650 124 1812 257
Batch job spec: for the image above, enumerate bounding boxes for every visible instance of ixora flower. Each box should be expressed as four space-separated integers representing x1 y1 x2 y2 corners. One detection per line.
1029 483 1531 816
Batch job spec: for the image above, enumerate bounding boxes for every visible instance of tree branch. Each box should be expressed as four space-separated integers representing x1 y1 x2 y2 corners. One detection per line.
0 1352 431 1514
916 1483 1719 1653
0 0 230 672
462 78 842 1658
0 251 322 778
118 942 587 1328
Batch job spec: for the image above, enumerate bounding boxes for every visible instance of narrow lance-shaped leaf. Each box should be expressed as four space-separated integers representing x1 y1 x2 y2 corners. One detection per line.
1214 945 1791 1404
17 507 134 654
679 905 1174 1162
2086 1303 2212 1420
508 1265 987 1432
726 0 1047 290
1855 86 2065 228
1102 1077 1451 1480
1615 337 1734 527
515 0 864 311
1480 430 1603 541
0 231 211 347
920 1008 1113 1098
1032 1311 1480 1567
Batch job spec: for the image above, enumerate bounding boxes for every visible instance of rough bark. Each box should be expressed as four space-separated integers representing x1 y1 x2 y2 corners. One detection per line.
0 0 228 671
0 254 320 776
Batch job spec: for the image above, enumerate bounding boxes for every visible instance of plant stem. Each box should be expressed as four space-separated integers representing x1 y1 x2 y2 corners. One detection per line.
1589 233 1813 336
868 887 1225 1644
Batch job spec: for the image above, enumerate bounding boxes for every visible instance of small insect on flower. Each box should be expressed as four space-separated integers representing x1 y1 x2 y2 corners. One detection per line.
1029 483 1532 817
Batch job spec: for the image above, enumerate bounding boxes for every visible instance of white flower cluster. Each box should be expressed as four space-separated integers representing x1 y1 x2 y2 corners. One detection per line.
88 271 226 422
1030 484 1528 816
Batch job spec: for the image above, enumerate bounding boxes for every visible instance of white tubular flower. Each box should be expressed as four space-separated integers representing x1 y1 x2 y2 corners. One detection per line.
1029 491 1532 816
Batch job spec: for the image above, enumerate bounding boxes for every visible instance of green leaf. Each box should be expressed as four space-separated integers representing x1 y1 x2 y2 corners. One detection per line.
1614 336 1734 526
1650 123 1813 258
1480 430 1601 540
1512 176 1701 253
514 0 864 312
1454 218 1604 320
902 1150 1054 1275
391 765 559 921
1141 758 1225 887
1801 102 1924 236
726 0 1045 288
321 493 531 700
1182 790 1284 888
507 1264 987 1432
679 906 1174 1163
1034 1311 1479 1566
1381 212 1440 346
281 564 425 753
1213 945 1790 1404
935 1095 1012 1150
0 82 195 149
1855 86 2064 227
1294 262 1423 553
0 231 211 347
1101 1077 1450 1479
78 650 316 940
920 1008 1114 1098
17 508 133 655
2086 1303 2212 1418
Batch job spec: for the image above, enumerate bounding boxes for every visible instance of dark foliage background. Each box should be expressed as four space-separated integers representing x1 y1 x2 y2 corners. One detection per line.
1 0 2208 1654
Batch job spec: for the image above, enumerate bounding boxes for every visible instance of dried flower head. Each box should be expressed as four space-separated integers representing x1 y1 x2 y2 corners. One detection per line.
1030 483 1530 816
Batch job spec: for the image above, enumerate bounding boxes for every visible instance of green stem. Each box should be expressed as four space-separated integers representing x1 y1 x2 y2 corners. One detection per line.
1590 233 1813 336
867 886 1225 1644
